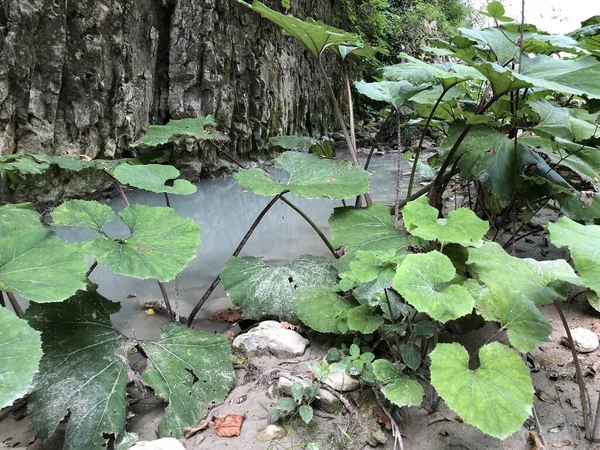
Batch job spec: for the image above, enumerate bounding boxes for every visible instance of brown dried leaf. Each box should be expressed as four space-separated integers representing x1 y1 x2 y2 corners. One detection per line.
212 413 245 437
535 388 558 404
210 308 241 323
373 407 392 430
280 321 298 330
552 440 572 448
526 431 546 450
184 419 209 439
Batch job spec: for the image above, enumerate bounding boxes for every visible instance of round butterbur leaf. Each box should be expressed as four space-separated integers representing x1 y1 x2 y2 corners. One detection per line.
430 342 534 439
113 164 197 195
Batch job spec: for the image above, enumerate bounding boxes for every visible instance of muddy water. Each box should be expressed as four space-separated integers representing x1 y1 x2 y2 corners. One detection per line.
53 152 409 340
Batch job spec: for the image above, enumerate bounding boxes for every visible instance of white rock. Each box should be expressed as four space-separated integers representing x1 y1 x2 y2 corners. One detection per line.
562 327 599 353
129 438 185 450
258 424 287 441
277 376 295 395
323 371 360 392
316 388 341 413
233 321 309 358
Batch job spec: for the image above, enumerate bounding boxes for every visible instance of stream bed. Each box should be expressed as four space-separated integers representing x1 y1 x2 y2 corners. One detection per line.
53 152 408 340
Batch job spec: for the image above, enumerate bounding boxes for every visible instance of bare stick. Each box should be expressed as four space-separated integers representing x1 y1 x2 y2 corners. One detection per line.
86 261 98 278
164 192 171 208
373 388 405 450
278 196 339 258
342 59 358 157
103 168 130 207
157 281 174 318
6 292 25 319
364 146 377 171
187 193 286 326
554 300 591 439
592 387 600 441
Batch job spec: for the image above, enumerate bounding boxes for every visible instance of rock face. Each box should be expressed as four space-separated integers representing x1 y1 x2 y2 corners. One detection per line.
0 0 349 204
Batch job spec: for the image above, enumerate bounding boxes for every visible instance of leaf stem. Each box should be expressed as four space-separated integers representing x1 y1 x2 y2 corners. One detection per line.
158 281 174 319
6 292 25 319
103 168 130 207
186 192 287 326
395 110 403 229
86 261 98 278
554 300 591 439
278 196 339 259
164 192 171 208
407 87 449 199
0 291 5 308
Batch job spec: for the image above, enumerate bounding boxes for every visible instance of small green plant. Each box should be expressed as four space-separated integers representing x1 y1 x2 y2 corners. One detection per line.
269 379 319 424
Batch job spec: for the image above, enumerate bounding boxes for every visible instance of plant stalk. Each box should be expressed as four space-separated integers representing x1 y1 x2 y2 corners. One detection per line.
394 111 403 229
554 300 591 439
187 193 286 326
342 58 357 157
278 196 339 258
158 281 174 318
6 292 24 318
0 291 5 308
103 168 130 207
407 88 448 199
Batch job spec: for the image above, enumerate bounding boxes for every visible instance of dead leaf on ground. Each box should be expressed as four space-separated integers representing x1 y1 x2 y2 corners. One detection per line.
536 388 558 404
209 308 241 323
184 419 209 439
373 407 392 430
526 431 546 450
127 293 137 298
552 440 572 448
280 322 298 330
212 413 245 437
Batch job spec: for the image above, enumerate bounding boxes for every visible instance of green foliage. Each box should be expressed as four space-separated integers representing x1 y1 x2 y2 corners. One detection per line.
113 164 197 195
26 289 130 450
0 307 42 409
548 217 600 297
354 80 430 109
372 359 424 407
53 202 201 282
402 197 489 246
132 116 219 147
141 324 235 437
430 342 533 439
294 287 353 334
221 255 338 321
269 378 318 424
269 136 335 158
234 152 369 200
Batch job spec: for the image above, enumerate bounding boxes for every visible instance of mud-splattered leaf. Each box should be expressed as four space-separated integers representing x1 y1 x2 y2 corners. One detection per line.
294 287 353 334
235 152 369 200
330 204 408 272
430 342 533 439
299 405 314 424
141 324 235 438
0 203 44 233
221 255 337 322
548 217 600 295
467 242 582 305
26 288 130 450
382 378 424 408
393 251 474 323
476 287 552 353
69 205 200 282
113 164 197 195
52 199 115 233
0 308 42 409
354 80 430 109
347 305 384 334
402 197 488 246
0 227 87 303
132 116 219 147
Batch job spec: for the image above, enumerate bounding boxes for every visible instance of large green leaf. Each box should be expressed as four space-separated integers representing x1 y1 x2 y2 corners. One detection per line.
0 203 44 233
294 287 353 334
354 80 430 109
0 228 87 303
52 199 115 233
516 55 600 99
372 359 424 407
113 164 197 195
474 287 552 353
330 204 408 272
236 0 363 57
221 255 337 321
528 99 600 141
346 305 384 334
53 202 200 283
141 324 235 438
459 27 520 65
132 116 219 147
548 217 600 295
0 308 42 409
430 342 533 439
402 197 488 246
393 251 474 323
27 288 130 450
467 242 582 305
235 152 369 199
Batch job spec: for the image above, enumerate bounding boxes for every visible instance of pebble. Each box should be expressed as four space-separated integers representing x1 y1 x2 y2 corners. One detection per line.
561 327 599 353
323 371 360 392
316 388 342 413
233 321 309 358
129 438 185 450
258 424 287 441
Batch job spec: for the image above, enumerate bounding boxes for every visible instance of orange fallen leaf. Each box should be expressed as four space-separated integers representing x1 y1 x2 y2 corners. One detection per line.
280 322 298 330
184 419 209 439
209 308 241 323
373 407 392 430
552 440 572 448
212 413 245 437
